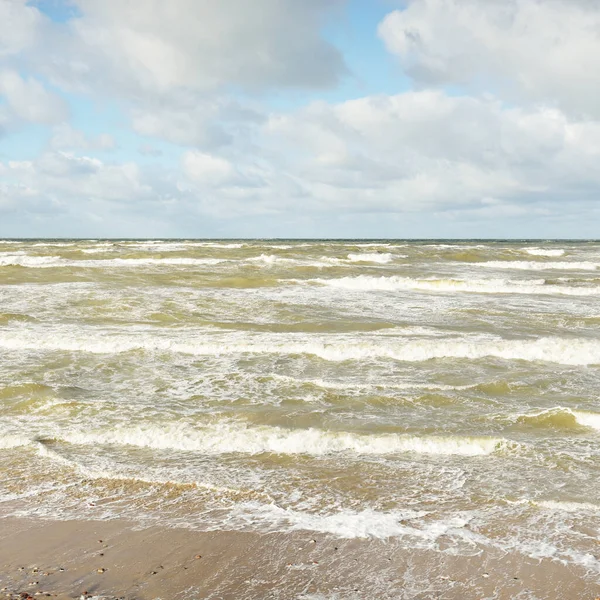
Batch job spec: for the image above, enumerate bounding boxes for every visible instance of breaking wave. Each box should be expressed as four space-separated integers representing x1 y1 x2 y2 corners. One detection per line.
511 408 600 431
347 253 393 264
0 255 227 268
310 275 599 296
522 248 565 257
480 260 598 271
7 423 510 457
2 328 600 365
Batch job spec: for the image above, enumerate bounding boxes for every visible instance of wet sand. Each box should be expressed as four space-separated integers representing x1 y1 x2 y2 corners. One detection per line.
1 517 598 599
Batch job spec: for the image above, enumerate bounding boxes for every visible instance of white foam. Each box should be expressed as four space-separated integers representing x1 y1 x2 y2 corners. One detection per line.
247 254 298 265
58 422 506 457
34 442 256 498
310 275 598 296
227 503 431 539
2 328 600 365
347 253 393 264
270 373 470 392
225 503 488 546
522 248 565 257
507 407 600 429
125 242 245 250
535 500 600 513
349 243 393 248
80 247 115 254
480 260 598 271
0 434 30 449
0 255 227 268
572 411 600 431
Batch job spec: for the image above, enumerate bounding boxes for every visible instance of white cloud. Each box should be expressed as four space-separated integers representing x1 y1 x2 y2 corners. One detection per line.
35 0 346 97
182 151 246 188
0 68 68 124
379 0 600 118
262 90 600 215
6 151 153 203
0 0 42 58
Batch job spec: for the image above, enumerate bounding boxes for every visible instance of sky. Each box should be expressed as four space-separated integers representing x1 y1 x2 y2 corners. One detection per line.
1 0 600 238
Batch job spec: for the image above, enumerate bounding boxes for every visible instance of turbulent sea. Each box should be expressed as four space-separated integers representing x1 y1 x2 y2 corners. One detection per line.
1 239 600 577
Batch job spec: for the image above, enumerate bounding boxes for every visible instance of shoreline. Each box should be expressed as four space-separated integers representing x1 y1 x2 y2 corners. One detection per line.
1 517 598 599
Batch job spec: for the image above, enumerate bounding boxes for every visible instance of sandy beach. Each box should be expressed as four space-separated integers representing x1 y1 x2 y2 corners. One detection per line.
1 516 598 599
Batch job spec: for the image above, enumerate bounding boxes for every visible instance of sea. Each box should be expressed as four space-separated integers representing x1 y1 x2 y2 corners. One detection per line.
1 239 599 579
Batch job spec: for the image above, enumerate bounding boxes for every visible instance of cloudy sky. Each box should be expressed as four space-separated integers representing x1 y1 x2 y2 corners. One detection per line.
1 0 600 238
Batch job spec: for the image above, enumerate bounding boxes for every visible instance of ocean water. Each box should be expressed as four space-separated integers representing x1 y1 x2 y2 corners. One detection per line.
1 239 600 576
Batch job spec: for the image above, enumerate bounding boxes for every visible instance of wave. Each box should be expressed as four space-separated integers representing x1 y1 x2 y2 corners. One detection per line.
227 502 439 539
504 408 600 432
348 243 393 248
0 312 37 324
2 328 600 365
247 254 297 265
522 248 565 257
310 275 599 296
533 500 600 513
80 247 113 254
124 242 245 250
480 261 598 271
0 255 227 268
0 434 30 449
19 423 510 457
572 410 600 431
34 441 264 498
347 253 393 264
269 373 471 393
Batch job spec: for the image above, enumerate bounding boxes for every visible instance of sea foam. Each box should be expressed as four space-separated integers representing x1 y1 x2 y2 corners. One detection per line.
480 260 598 271
310 275 599 296
522 248 565 257
48 422 508 457
2 328 600 365
0 255 227 268
347 253 393 264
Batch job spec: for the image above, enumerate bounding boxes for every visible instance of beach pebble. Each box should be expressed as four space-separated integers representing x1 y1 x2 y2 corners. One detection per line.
97 568 106 573
194 554 202 559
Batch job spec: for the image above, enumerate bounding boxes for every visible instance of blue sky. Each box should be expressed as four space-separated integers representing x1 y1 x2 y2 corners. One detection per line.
1 0 600 238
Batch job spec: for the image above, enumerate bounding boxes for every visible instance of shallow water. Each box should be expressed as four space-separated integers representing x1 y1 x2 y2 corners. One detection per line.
1 239 599 580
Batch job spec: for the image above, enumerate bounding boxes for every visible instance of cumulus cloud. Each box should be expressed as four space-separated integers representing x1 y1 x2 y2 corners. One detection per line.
0 0 43 58
262 90 600 215
130 95 263 148
379 0 600 117
0 68 67 124
5 151 153 204
182 151 239 187
31 0 346 97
